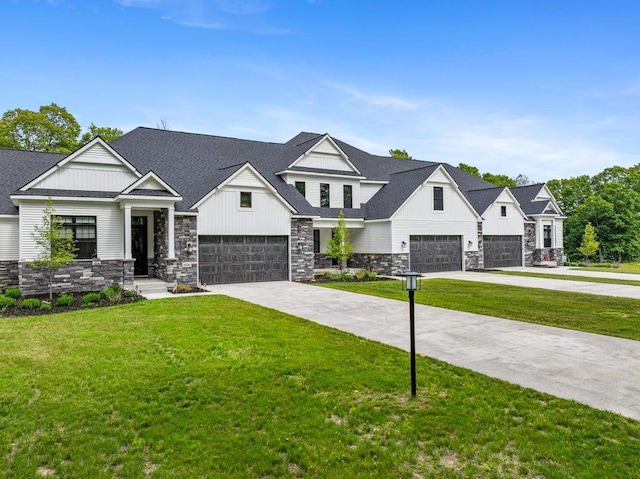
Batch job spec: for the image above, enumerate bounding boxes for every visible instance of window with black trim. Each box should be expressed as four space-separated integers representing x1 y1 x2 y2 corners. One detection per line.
343 185 353 209
433 186 444 211
240 191 252 208
54 215 97 259
501 205 507 217
295 181 306 197
313 229 320 253
544 225 552 248
320 183 330 207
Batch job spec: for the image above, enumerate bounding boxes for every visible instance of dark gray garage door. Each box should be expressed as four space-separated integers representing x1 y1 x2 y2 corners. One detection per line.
483 235 522 268
198 235 288 284
410 235 462 273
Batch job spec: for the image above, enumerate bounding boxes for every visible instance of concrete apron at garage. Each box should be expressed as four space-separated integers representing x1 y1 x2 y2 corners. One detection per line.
206 281 640 421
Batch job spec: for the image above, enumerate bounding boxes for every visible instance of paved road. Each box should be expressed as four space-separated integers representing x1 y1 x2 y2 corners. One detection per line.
206 281 640 421
424 268 640 299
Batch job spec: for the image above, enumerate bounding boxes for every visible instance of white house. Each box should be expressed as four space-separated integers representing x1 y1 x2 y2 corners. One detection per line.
0 128 565 294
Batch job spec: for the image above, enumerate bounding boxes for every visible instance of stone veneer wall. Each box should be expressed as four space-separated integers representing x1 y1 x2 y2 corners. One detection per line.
524 223 536 266
314 253 334 269
465 221 484 270
153 209 176 283
349 253 409 275
18 259 134 296
173 215 198 286
533 247 564 266
290 218 314 281
0 261 19 290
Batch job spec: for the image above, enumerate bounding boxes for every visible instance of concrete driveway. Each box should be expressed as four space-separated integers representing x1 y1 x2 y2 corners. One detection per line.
426 268 640 299
206 281 640 421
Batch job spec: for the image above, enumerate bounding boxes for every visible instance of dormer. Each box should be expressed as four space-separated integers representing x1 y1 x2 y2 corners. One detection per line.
287 134 361 174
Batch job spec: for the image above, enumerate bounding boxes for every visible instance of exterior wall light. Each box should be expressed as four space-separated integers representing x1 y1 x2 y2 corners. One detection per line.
468 240 473 248
186 242 194 255
400 271 422 397
401 240 407 249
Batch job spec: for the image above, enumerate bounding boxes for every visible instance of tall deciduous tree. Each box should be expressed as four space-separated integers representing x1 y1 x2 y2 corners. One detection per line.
389 148 412 159
325 211 353 271
28 200 78 300
457 163 519 187
80 123 124 144
578 223 599 263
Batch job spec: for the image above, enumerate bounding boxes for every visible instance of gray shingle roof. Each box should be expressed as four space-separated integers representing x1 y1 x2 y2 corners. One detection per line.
510 184 551 215
0 148 65 215
464 187 506 216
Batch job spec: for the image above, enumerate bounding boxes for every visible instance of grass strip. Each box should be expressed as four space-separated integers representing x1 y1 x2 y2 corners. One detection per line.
319 279 640 341
0 295 639 478
492 270 640 287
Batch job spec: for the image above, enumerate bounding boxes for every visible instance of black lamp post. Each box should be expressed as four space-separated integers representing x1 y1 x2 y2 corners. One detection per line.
401 271 422 397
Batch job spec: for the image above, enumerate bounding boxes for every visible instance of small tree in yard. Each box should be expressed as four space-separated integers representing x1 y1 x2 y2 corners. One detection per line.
578 222 599 263
29 200 77 300
326 211 353 271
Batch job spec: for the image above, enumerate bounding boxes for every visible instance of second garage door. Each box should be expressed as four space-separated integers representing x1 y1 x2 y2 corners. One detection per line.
410 235 462 273
198 235 289 285
483 235 522 268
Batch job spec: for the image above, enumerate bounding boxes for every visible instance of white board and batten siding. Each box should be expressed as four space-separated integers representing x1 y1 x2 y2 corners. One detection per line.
32 143 139 192
352 221 392 254
482 191 525 236
19 201 124 261
197 168 292 236
555 219 564 248
0 217 19 260
285 173 360 209
391 171 479 254
294 138 356 173
360 183 385 204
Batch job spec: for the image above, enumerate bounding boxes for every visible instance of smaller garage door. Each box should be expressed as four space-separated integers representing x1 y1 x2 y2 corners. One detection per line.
410 235 462 273
483 235 522 268
199 235 289 285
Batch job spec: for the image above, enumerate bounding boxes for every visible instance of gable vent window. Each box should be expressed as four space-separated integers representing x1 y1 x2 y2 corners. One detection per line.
320 183 330 208
54 215 97 259
433 186 444 211
295 181 306 198
343 185 353 209
240 191 252 208
501 205 507 217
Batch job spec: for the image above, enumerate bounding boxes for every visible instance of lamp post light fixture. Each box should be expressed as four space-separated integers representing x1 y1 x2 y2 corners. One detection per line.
400 271 422 397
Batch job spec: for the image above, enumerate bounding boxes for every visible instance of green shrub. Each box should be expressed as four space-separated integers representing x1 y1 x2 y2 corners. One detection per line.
98 290 108 300
55 293 74 308
107 283 122 294
4 287 22 300
105 289 122 303
83 293 102 305
343 273 353 281
21 298 40 309
124 290 137 298
0 295 16 310
355 270 367 280
40 302 52 311
590 262 618 268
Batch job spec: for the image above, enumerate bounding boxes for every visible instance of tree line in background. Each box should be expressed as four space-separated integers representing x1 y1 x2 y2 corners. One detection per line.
0 103 122 153
548 166 640 263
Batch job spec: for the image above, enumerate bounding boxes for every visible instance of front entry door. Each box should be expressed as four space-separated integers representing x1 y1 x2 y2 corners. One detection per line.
131 216 148 276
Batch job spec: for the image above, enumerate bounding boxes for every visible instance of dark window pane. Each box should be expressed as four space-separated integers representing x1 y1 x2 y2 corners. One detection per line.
433 187 444 211
313 229 320 254
544 225 552 248
501 205 507 217
54 215 97 259
295 181 306 197
320 183 330 207
240 191 252 208
343 185 353 209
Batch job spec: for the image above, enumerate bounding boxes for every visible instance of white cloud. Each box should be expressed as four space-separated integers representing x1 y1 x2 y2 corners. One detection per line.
331 83 418 111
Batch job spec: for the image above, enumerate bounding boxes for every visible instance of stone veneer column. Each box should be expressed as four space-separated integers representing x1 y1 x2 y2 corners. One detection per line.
153 209 169 281
523 223 536 266
465 222 484 270
0 261 19 290
290 218 314 281
173 215 198 286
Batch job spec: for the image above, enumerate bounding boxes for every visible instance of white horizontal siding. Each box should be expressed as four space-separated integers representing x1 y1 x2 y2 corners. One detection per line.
35 164 138 192
197 187 291 236
313 138 342 155
354 222 392 253
19 201 124 261
0 217 19 260
227 168 266 188
360 183 384 204
73 143 127 165
296 153 354 172
285 173 360 209
555 219 564 248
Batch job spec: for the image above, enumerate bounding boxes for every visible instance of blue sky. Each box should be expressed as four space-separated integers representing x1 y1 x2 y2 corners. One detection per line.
2 0 640 181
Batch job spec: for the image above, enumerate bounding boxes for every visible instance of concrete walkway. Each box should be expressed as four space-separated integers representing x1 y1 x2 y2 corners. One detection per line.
206 281 640 421
425 268 640 300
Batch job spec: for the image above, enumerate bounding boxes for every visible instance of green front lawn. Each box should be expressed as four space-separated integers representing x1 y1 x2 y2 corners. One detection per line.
573 263 640 274
1 296 639 477
320 279 640 341
493 270 640 287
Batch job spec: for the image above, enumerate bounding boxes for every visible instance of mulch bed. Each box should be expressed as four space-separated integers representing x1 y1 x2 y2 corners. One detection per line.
1 293 143 318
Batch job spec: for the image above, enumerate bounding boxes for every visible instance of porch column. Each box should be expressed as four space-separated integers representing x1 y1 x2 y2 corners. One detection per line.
168 206 175 259
535 217 543 249
551 218 556 248
124 205 132 259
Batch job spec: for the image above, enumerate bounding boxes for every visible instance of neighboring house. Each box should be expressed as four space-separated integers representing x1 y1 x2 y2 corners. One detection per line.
0 128 565 294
